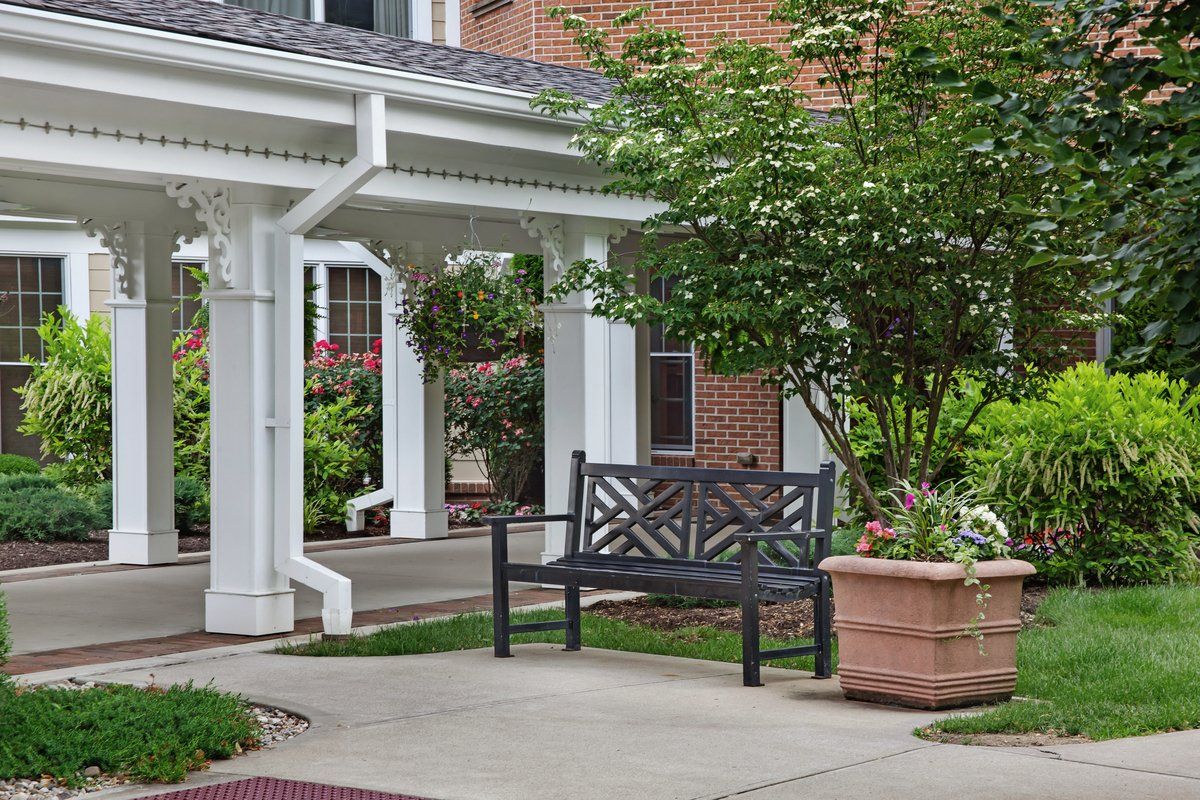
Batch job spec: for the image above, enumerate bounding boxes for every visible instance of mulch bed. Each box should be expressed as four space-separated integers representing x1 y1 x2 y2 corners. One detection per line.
588 585 1054 641
0 524 393 572
587 596 826 640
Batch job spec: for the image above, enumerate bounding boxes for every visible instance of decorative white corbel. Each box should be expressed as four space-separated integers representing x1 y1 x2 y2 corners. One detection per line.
520 214 565 278
609 222 631 248
165 181 232 282
80 219 131 296
366 239 410 301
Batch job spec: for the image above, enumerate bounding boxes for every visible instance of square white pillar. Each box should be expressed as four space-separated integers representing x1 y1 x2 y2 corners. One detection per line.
203 202 294 635
87 221 178 565
540 220 638 563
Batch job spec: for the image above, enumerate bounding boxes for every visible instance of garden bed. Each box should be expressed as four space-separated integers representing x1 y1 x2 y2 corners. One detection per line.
0 679 307 798
0 524 393 572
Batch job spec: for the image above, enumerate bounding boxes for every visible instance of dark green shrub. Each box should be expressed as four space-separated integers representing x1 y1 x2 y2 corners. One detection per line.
0 681 257 783
173 476 208 534
0 454 39 476
970 364 1200 586
0 472 59 492
86 478 209 535
0 486 104 542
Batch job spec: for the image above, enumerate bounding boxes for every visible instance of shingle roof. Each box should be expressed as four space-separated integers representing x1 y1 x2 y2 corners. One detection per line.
1 0 616 102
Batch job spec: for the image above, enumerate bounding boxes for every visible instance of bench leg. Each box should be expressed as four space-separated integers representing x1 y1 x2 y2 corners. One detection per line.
564 584 581 651
814 575 832 679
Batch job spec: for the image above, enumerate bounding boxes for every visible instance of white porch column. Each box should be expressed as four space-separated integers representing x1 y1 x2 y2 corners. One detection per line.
202 198 295 635
383 242 448 540
84 220 178 565
782 395 827 475
526 216 637 563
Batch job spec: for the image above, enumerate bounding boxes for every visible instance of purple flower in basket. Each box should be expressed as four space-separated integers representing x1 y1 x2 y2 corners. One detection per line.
957 530 987 546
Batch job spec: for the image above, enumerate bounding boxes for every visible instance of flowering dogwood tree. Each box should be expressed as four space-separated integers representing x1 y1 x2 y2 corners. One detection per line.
534 0 1104 518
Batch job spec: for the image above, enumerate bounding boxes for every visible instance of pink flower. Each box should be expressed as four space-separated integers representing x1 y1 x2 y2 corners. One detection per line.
904 493 916 509
312 385 325 395
865 520 883 534
855 535 873 554
881 527 896 540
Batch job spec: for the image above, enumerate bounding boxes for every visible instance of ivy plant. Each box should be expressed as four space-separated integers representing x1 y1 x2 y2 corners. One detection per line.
533 0 1102 518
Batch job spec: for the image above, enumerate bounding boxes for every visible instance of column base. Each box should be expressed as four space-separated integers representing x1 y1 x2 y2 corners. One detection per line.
204 588 295 636
108 529 178 565
389 508 449 540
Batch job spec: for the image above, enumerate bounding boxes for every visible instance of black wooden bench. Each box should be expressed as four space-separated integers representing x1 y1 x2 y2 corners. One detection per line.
488 451 834 686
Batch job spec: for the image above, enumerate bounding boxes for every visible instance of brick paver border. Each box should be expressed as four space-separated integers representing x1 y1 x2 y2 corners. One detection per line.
4 587 599 676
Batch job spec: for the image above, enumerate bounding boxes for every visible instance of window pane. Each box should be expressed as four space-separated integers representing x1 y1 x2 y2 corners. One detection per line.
325 0 411 37
0 256 63 363
324 266 381 354
171 262 205 336
225 0 312 19
650 355 693 450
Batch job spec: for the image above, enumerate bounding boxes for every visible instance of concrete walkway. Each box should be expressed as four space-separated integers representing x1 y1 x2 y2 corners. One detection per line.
67 643 1200 800
3 531 543 655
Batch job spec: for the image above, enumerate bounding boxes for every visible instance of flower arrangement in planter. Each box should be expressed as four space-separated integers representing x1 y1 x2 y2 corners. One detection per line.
821 482 1034 710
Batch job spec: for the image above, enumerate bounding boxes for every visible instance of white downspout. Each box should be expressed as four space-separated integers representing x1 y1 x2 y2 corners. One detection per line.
340 240 397 531
274 93 387 635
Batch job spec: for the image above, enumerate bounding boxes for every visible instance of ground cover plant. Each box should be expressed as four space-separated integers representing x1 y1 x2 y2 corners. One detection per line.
922 586 1200 741
0 473 104 543
0 681 259 784
276 607 833 672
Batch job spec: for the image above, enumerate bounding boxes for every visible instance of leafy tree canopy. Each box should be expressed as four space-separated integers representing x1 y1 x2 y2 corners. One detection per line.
964 0 1199 380
534 0 1103 518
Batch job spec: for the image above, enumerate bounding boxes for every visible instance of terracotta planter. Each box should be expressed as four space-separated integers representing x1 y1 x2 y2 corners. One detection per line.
819 555 1036 710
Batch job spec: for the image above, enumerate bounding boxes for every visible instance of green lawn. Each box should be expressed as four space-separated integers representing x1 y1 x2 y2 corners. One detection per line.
924 586 1200 741
0 681 258 784
277 607 832 672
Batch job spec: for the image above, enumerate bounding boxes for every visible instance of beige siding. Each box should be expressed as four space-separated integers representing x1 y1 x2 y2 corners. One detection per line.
88 252 112 315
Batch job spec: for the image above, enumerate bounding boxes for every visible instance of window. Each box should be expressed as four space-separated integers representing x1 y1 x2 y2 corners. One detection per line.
171 261 206 336
0 255 64 457
649 276 694 452
324 265 382 354
225 0 412 38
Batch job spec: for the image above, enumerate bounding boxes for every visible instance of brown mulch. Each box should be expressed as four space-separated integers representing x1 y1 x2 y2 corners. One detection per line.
0 523 397 572
0 533 212 572
587 585 1054 641
587 596 827 640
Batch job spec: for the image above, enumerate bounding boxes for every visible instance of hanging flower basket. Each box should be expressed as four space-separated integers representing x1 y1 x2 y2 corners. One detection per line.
395 252 541 380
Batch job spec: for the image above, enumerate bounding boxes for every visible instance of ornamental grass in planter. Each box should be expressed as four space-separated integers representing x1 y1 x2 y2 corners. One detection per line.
820 482 1033 710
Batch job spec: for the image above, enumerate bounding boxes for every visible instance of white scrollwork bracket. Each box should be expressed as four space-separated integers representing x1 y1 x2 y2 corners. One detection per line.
80 219 131 296
165 181 232 282
609 222 631 248
519 214 565 278
366 240 409 301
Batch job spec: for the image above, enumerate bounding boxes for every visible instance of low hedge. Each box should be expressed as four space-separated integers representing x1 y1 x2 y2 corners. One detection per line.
0 485 104 542
0 454 39 476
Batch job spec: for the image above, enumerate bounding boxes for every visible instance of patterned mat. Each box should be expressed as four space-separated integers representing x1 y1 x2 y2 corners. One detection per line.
136 777 433 800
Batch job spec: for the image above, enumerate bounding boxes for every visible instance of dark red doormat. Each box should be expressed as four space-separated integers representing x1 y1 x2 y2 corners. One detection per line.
137 777 433 800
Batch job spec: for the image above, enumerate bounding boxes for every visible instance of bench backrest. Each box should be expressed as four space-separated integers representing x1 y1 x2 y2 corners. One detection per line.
564 451 835 569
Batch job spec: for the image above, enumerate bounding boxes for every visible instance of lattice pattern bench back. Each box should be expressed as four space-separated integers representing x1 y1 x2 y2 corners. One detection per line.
564 451 836 568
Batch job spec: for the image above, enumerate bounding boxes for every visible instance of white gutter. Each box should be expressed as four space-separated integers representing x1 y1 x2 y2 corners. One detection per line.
272 93 387 635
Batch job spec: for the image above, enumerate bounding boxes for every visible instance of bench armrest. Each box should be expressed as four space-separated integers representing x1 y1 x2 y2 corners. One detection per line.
733 528 827 543
485 513 576 527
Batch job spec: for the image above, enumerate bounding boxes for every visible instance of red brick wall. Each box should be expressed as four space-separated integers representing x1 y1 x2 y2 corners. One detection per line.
464 0 845 109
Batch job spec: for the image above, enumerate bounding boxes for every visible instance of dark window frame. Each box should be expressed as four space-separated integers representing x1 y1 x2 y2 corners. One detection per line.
649 275 695 453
